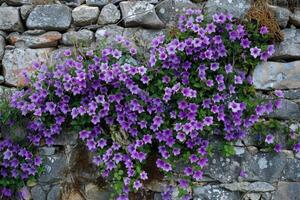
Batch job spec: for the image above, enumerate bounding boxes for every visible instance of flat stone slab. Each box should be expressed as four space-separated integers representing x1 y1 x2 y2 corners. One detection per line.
26 5 72 31
72 5 100 26
253 61 300 90
62 30 94 46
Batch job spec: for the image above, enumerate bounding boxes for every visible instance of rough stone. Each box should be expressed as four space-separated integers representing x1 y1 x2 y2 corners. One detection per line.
290 9 300 27
268 5 291 28
39 147 56 156
0 35 4 60
54 132 78 146
97 3 120 25
272 29 300 60
268 99 300 120
253 61 300 90
72 5 100 26
2 48 53 86
5 0 32 5
20 5 34 21
95 25 124 45
31 185 46 200
85 184 111 200
119 1 165 29
7 31 62 48
241 152 287 182
26 5 72 31
61 0 85 7
273 182 300 200
193 185 241 200
281 158 300 181
283 89 300 100
0 7 24 32
243 193 261 200
221 182 275 192
38 153 67 183
47 185 62 200
86 0 109 7
156 0 199 27
62 29 94 46
205 0 251 19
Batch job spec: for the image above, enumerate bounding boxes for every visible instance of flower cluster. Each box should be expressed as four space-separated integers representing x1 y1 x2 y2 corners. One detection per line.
11 9 282 199
0 139 42 199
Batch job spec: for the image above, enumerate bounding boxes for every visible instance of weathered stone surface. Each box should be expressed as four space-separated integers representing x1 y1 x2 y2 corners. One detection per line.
72 5 100 26
86 0 109 7
85 184 111 200
205 0 251 19
7 31 62 48
156 0 199 26
120 1 165 29
95 25 124 45
0 7 24 32
272 29 300 60
221 182 275 192
61 0 85 7
290 9 300 27
243 193 261 200
281 158 300 181
273 182 300 200
241 153 287 182
2 48 53 86
38 153 67 183
31 185 46 200
39 147 56 156
97 3 120 25
54 132 78 146
283 89 300 100
27 5 72 31
47 185 62 200
193 185 241 200
62 30 94 46
0 35 4 60
268 5 291 28
268 99 300 120
253 61 300 90
5 0 31 5
20 5 34 21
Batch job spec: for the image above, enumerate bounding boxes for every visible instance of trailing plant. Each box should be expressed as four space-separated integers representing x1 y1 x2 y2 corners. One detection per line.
10 9 285 199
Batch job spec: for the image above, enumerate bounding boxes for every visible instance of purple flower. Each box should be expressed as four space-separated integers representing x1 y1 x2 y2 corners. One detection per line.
140 171 148 180
133 180 142 190
193 170 203 181
250 47 261 58
3 150 12 160
178 179 189 189
260 26 269 35
274 144 282 153
265 134 274 144
240 38 251 49
293 143 300 153
274 90 284 98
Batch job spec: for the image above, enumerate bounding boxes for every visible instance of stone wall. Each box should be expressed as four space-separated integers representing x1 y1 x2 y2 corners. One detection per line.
1 0 300 199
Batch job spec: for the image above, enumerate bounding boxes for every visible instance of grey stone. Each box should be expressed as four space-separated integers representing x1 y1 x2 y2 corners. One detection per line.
120 1 165 29
0 7 24 32
39 147 56 156
281 158 300 181
193 185 241 200
221 182 275 192
0 35 4 60
20 5 34 21
205 0 251 19
290 9 300 27
268 5 291 28
86 0 109 7
61 0 85 7
26 5 72 31
273 182 300 200
97 3 120 25
72 5 100 26
54 132 78 146
283 89 300 100
272 29 300 60
241 152 287 182
46 47 75 67
85 183 111 200
38 153 67 183
2 48 54 86
5 0 31 5
95 25 124 45
0 30 6 38
31 185 46 200
7 31 62 48
268 99 300 120
47 185 62 200
253 61 300 90
156 0 199 27
62 29 94 46
243 193 261 200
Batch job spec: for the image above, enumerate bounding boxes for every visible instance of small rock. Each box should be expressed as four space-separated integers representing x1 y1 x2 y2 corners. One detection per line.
27 5 72 31
47 185 62 200
31 185 46 200
2 48 54 86
7 31 62 48
0 7 24 32
20 5 34 21
97 3 120 25
272 29 300 60
72 5 100 26
62 29 94 46
253 61 300 90
0 35 4 60
268 5 291 28
5 0 31 5
86 0 109 7
120 1 165 29
273 182 300 200
290 9 300 27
